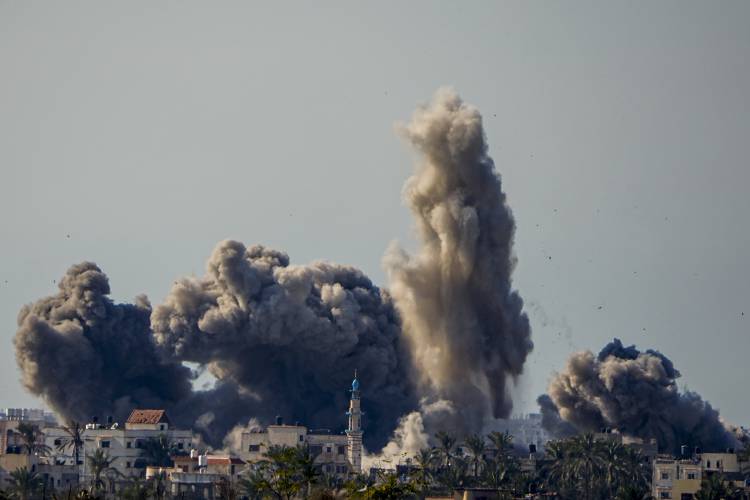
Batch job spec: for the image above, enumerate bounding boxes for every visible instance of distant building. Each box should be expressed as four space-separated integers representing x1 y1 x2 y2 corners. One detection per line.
1 408 57 426
490 413 550 450
45 409 193 481
652 451 750 499
240 373 363 478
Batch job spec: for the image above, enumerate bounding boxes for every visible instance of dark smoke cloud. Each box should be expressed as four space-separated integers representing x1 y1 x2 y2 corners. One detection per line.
540 338 738 453
14 89 532 453
152 240 418 449
14 263 193 422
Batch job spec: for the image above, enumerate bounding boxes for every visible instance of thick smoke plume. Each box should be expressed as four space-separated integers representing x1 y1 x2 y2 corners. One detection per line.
385 88 533 433
14 89 532 453
539 338 738 453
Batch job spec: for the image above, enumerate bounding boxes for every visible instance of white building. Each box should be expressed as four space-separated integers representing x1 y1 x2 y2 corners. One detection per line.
45 409 193 481
240 373 364 477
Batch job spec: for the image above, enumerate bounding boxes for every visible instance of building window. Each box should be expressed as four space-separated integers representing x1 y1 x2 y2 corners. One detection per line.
326 446 332 453
337 446 346 455
126 462 131 468
299 435 304 442
53 439 62 446
248 445 260 452
100 441 110 448
310 446 322 456
177 442 184 449
661 472 669 480
706 461 711 468
660 492 671 499
687 472 696 480
126 442 131 449
160 424 165 431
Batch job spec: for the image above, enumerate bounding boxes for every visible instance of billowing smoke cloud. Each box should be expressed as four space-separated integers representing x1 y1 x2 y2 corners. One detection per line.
152 241 418 449
540 338 738 453
13 89 532 452
14 263 193 421
384 88 533 436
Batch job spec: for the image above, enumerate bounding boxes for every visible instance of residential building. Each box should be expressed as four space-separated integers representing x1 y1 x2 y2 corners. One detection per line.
240 373 363 478
652 452 750 499
72 409 192 480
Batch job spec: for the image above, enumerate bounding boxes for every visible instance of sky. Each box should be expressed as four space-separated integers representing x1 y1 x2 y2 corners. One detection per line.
1 2 749 426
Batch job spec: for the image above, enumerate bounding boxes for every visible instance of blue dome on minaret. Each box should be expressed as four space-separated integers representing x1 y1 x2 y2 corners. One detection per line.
352 370 360 391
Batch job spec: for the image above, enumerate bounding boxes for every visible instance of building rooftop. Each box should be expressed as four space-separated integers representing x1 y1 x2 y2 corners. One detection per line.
126 409 170 425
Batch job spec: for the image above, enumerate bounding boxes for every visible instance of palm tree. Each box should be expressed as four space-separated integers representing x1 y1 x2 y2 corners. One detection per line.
140 434 174 467
58 421 85 468
615 484 653 500
540 439 573 497
16 422 50 456
294 445 320 498
215 476 239 500
411 448 435 495
487 431 513 461
600 440 627 498
258 445 302 500
434 431 456 468
238 467 271 500
436 455 467 492
6 467 43 500
116 477 149 500
568 434 605 500
86 449 117 493
694 473 741 500
463 434 486 479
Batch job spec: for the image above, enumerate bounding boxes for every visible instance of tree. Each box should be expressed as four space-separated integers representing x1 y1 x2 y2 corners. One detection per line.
238 467 271 500
615 484 653 500
487 431 513 460
295 446 321 498
140 434 175 467
86 449 118 493
350 472 416 500
434 431 456 468
410 448 436 495
16 422 50 456
254 445 303 500
568 434 605 500
6 467 43 500
694 473 742 500
58 421 85 469
215 476 239 500
463 434 486 479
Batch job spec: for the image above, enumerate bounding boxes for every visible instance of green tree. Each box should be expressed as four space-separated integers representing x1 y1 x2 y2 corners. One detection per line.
140 434 175 467
16 423 50 456
6 467 43 500
694 473 742 500
487 431 513 460
463 434 486 479
350 472 416 500
295 446 321 498
568 434 605 500
433 431 456 468
57 421 85 469
86 449 118 493
410 448 436 495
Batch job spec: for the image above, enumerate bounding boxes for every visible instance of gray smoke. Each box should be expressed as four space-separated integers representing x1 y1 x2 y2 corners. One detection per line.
13 89 532 452
151 240 418 449
385 88 533 435
540 338 738 453
14 263 193 422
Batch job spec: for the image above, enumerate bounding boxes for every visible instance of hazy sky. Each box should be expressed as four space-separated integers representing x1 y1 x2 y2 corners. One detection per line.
1 2 749 425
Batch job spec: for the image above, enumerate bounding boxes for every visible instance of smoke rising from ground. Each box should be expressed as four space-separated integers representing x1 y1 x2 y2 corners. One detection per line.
539 338 738 453
14 89 532 452
385 88 533 436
